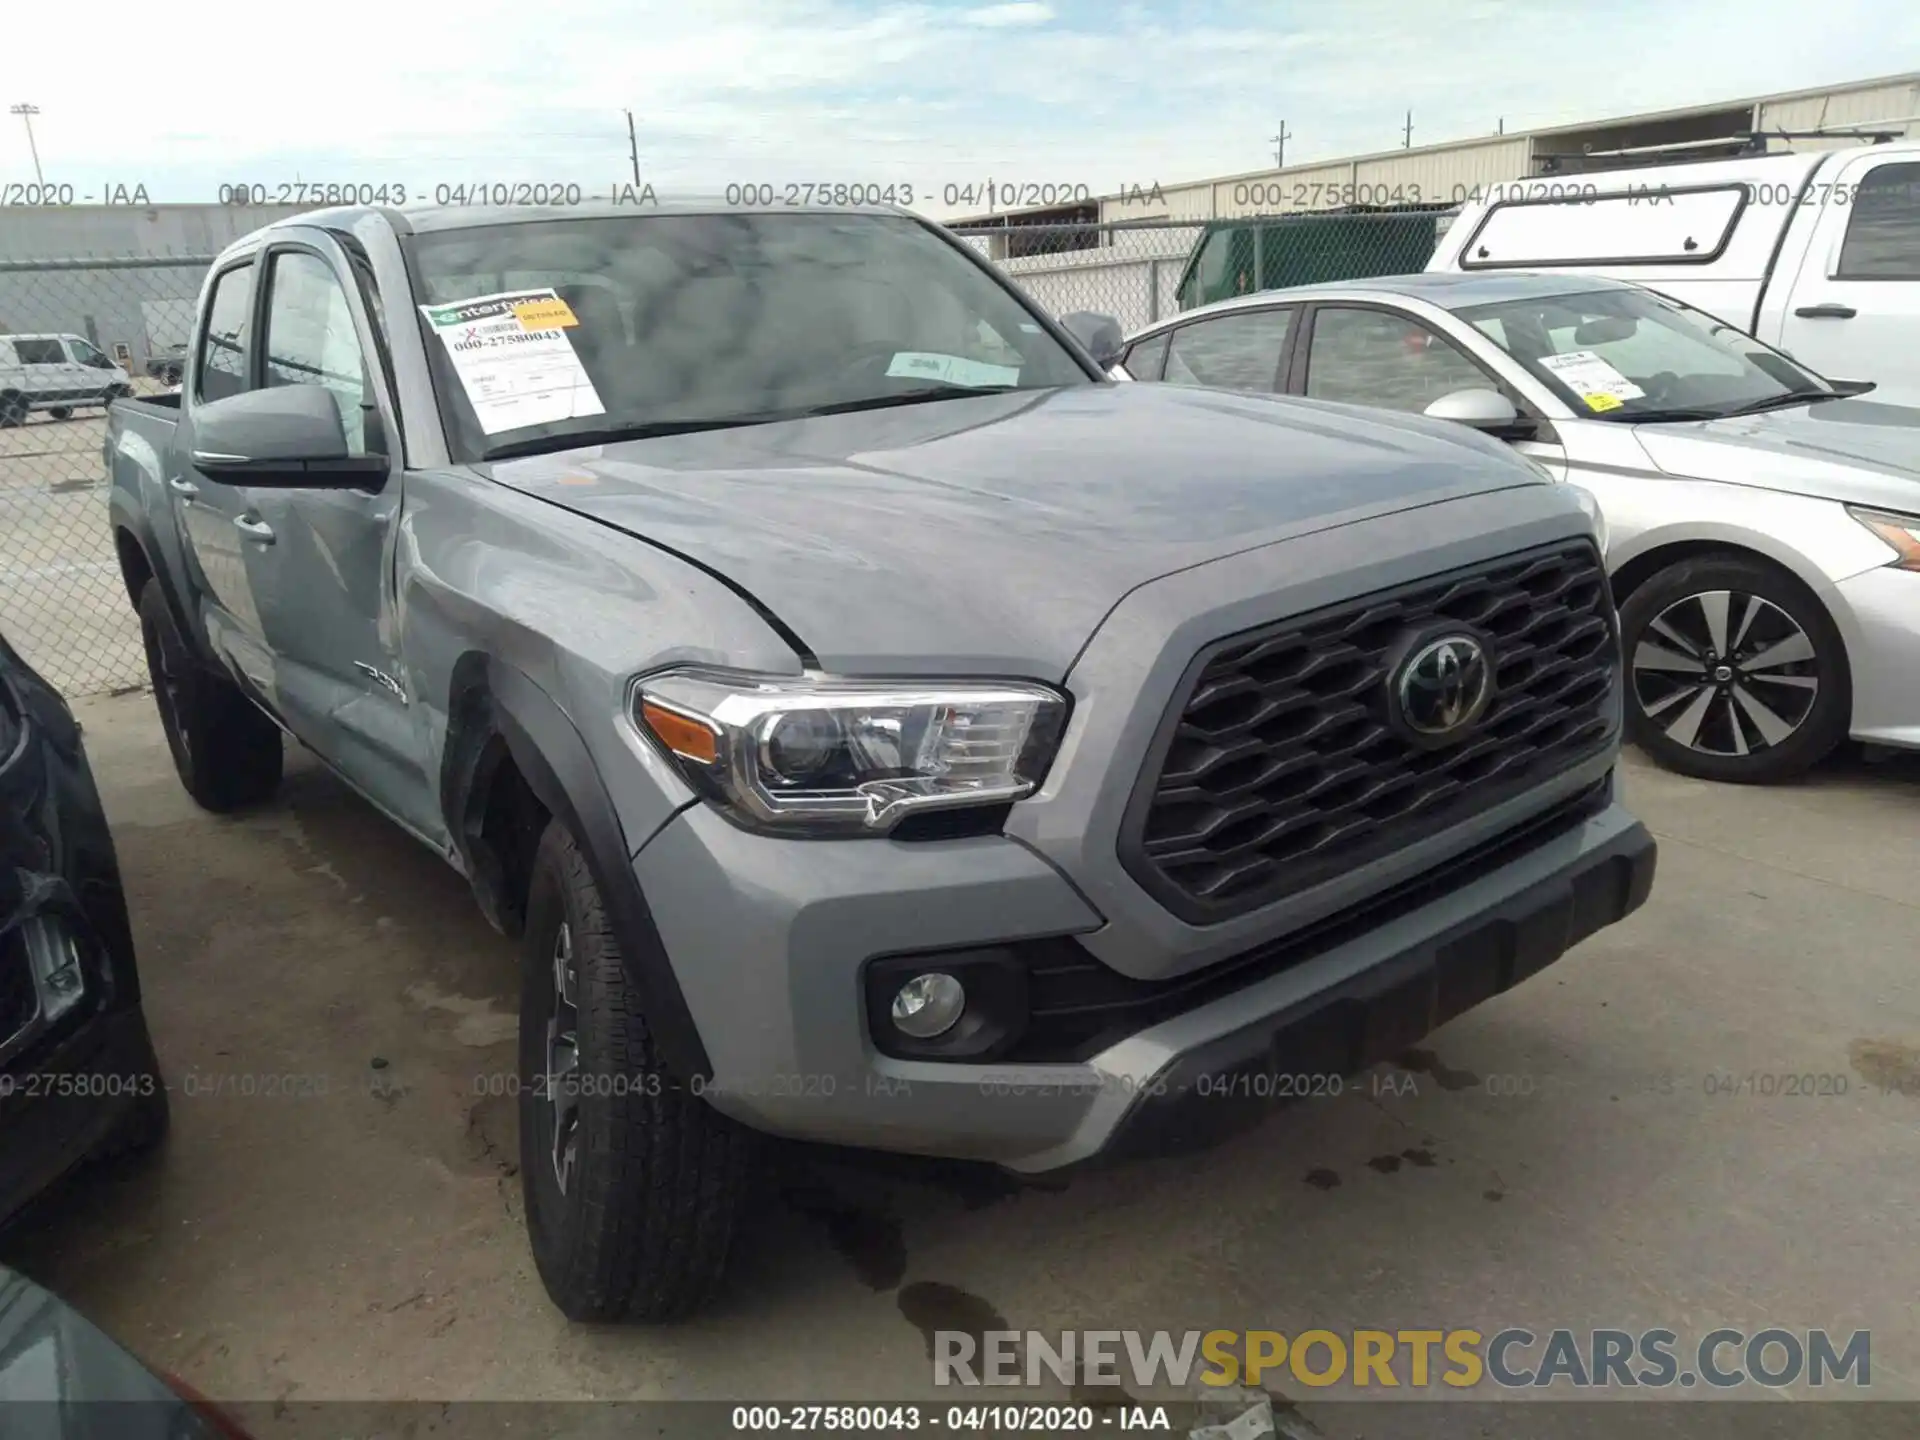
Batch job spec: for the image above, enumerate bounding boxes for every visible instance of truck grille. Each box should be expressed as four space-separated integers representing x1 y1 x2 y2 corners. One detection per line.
1121 541 1616 924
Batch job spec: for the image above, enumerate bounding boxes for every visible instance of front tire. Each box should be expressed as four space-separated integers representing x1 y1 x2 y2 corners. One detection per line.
137 579 283 811
1620 554 1848 784
519 821 755 1322
49 406 72 420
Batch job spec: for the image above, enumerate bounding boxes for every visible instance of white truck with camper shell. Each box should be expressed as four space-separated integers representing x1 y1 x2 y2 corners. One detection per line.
1427 145 1920 407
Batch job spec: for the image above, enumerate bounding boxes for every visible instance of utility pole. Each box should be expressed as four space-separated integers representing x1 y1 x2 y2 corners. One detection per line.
1402 110 1414 149
9 103 43 184
1497 117 1504 135
1270 121 1291 170
625 109 640 186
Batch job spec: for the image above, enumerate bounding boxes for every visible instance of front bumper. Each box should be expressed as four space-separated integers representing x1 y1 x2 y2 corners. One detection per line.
1834 565 1920 750
635 776 1655 1171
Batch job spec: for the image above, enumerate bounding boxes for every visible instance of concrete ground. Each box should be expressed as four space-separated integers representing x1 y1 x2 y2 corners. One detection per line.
4 692 1918 1436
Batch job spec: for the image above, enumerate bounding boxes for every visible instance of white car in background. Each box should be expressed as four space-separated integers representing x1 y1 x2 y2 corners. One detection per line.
0 332 135 426
1118 271 1920 784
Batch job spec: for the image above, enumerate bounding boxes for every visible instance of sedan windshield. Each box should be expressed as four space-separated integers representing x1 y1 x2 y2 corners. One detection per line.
406 213 1094 461
1453 286 1835 423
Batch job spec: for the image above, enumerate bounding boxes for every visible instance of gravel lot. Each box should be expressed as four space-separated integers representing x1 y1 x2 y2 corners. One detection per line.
2 693 1917 1440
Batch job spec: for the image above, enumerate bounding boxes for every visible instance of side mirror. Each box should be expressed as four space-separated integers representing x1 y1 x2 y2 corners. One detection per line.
1423 387 1522 432
1059 311 1126 371
190 384 386 488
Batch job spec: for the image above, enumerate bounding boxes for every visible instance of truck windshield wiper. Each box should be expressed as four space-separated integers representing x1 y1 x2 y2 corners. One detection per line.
792 384 1021 418
482 418 771 461
481 386 1022 460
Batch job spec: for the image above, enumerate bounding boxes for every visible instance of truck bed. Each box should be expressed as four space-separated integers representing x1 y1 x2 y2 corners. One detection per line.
113 393 181 418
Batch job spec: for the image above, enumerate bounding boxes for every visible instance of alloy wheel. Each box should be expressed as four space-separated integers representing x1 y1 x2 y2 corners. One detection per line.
1631 589 1819 758
546 921 581 1194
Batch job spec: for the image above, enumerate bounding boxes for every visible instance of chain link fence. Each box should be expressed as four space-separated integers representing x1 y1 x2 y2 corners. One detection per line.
956 208 1460 331
0 208 1459 700
0 253 212 696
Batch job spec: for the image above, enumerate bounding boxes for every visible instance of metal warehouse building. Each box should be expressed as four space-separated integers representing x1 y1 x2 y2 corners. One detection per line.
946 70 1920 333
0 203 303 375
960 70 1920 234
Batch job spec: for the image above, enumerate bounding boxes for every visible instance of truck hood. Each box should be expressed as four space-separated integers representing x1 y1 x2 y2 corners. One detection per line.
1632 397 1920 514
481 383 1546 678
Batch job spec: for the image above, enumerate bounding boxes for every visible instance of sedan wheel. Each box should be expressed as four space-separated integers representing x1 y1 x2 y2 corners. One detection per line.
1620 555 1848 784
1634 591 1818 755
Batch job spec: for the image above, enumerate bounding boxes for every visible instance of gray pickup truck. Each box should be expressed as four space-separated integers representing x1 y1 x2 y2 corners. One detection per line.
105 200 1655 1322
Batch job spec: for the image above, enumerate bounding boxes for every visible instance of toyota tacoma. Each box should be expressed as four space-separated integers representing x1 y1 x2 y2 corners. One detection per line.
105 201 1656 1320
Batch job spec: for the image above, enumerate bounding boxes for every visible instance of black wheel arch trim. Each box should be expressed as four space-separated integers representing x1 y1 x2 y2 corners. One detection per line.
442 653 713 1081
108 501 201 665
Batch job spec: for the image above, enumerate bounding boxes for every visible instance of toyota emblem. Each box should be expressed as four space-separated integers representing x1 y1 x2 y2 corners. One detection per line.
1392 633 1494 741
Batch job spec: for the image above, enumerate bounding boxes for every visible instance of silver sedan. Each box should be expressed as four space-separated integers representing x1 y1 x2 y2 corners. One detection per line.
1119 271 1920 784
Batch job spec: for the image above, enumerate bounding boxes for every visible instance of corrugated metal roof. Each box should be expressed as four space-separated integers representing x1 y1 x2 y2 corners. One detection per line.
956 69 1920 227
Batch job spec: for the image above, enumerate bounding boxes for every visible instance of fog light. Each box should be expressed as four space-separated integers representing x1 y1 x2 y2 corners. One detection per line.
890 973 965 1039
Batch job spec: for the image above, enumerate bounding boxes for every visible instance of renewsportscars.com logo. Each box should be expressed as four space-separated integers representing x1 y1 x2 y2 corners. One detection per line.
933 1327 1872 1392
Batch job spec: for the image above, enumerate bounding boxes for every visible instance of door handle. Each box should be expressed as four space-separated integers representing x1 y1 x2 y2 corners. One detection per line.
1793 303 1857 319
168 477 198 499
232 515 275 544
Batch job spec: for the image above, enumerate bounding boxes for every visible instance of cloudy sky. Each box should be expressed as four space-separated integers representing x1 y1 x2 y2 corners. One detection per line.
4 0 1918 216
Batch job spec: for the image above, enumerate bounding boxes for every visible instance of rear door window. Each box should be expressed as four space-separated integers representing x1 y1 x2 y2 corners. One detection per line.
1163 308 1294 391
197 264 256 403
1836 162 1920 279
1122 330 1171 381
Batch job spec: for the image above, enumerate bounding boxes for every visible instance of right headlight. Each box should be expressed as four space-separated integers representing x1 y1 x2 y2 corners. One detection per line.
1847 505 1920 572
631 667 1069 836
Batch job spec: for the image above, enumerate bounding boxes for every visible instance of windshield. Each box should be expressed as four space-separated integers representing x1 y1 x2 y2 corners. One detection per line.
1454 286 1832 422
407 213 1094 461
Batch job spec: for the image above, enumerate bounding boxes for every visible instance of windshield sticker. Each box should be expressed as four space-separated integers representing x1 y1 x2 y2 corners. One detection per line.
1583 392 1625 412
509 295 578 330
1538 349 1646 405
419 288 605 435
885 352 1022 388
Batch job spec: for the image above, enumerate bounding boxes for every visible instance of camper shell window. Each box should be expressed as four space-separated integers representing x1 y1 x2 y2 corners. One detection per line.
1459 184 1749 269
